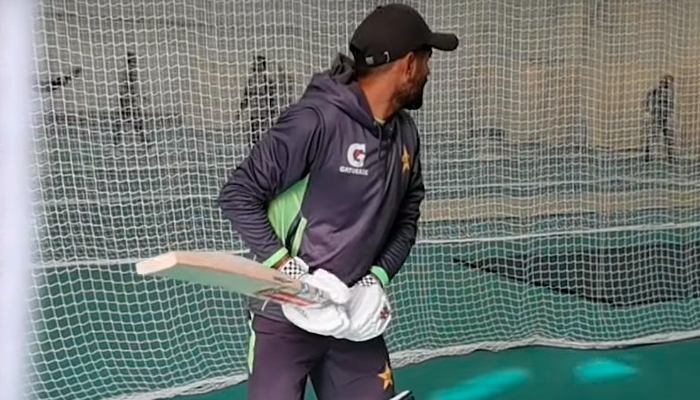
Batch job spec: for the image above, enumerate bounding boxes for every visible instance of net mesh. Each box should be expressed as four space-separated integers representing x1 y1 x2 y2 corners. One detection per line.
32 0 700 399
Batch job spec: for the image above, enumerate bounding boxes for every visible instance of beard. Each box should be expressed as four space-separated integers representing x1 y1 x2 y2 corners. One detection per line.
397 75 428 110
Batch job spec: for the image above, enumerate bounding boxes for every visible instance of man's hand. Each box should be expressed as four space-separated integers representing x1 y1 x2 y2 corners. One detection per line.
341 274 392 342
279 257 351 337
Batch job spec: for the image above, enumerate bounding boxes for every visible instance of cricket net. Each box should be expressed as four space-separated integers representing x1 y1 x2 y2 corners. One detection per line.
32 0 700 399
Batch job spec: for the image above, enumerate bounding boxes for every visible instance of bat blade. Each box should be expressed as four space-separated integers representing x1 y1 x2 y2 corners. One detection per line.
135 251 329 307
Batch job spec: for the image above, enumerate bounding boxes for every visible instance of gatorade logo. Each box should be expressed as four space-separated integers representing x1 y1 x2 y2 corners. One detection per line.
340 143 369 176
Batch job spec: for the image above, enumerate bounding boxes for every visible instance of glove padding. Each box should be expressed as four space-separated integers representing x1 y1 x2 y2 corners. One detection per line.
279 257 351 337
341 274 392 342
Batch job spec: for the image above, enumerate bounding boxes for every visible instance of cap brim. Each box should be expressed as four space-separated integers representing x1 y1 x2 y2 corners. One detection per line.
427 32 459 51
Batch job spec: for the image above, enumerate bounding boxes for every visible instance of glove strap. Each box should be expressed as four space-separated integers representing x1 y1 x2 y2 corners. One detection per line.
279 258 308 280
356 274 379 287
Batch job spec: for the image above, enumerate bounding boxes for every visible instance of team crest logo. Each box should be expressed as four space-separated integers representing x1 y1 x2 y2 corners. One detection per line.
401 146 411 173
378 363 394 391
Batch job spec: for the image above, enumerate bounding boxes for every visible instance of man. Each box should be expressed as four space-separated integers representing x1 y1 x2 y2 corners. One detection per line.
240 55 277 146
116 51 147 145
645 74 675 161
219 4 458 400
38 66 82 93
274 64 296 115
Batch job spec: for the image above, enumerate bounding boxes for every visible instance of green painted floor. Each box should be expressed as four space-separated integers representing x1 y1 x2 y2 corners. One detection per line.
33 231 700 400
180 337 700 400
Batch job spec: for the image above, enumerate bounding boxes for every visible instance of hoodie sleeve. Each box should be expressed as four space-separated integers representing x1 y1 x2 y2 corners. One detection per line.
218 106 322 267
371 145 425 286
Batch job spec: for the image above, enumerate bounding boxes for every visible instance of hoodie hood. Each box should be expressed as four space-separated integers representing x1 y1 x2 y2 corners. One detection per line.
299 53 377 131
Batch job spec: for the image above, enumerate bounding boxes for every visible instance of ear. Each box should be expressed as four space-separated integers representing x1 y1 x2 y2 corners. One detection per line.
402 52 418 76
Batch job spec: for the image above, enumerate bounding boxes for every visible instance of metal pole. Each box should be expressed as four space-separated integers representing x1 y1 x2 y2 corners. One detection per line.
0 0 35 399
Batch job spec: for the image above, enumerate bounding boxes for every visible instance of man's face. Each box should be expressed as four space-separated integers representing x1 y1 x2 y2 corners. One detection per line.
396 48 431 110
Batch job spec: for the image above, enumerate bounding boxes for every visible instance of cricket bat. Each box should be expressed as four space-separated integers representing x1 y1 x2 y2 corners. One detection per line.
135 251 330 307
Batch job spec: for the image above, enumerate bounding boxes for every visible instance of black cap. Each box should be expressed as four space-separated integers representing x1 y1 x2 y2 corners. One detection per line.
349 4 459 68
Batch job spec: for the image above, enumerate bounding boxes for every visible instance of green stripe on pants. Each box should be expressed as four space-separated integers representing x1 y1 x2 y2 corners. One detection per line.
247 314 256 374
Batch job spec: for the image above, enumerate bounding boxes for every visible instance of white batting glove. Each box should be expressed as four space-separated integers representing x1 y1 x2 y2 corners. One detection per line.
341 273 392 342
279 257 351 337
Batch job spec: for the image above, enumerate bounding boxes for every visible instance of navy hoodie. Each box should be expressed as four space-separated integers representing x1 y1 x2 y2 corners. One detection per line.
218 53 425 319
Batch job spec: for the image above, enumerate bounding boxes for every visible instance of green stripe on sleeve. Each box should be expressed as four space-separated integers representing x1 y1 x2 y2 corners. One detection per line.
370 266 390 287
262 247 289 268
